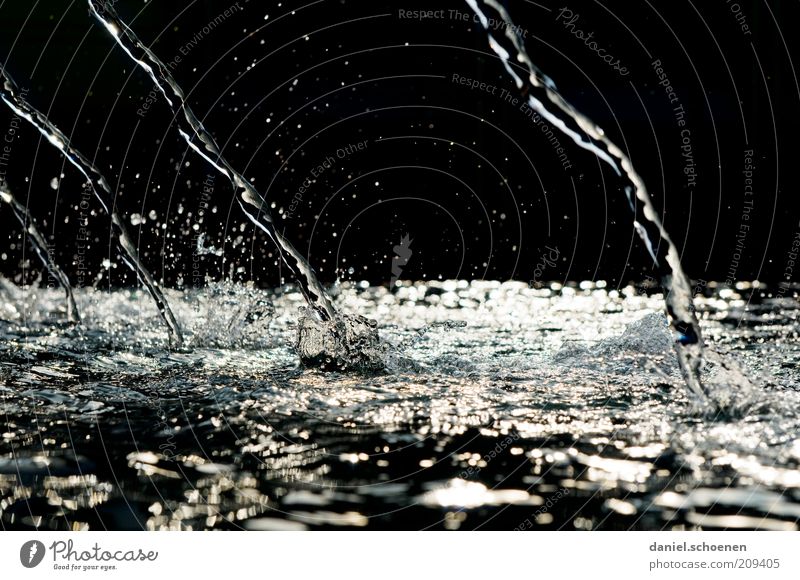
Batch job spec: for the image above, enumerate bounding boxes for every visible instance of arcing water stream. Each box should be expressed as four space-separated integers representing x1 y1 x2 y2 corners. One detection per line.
465 0 714 406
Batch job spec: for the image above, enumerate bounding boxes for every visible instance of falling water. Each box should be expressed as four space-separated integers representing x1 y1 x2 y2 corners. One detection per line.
465 0 714 405
87 0 336 323
0 67 184 346
0 187 80 322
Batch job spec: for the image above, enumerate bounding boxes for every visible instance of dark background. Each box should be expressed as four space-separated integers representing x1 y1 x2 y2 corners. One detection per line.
1 0 798 290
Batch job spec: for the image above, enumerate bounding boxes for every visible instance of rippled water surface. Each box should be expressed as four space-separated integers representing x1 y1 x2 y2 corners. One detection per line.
1 280 799 530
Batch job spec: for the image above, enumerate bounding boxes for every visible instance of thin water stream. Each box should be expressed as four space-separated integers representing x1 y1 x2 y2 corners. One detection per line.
0 187 80 322
87 0 336 324
0 67 183 346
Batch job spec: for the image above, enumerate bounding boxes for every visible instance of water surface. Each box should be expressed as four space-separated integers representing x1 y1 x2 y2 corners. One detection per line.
1 280 798 530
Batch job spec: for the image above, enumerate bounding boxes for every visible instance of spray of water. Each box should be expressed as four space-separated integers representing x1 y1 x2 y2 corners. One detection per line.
0 67 183 346
464 0 716 405
0 187 80 322
87 0 336 323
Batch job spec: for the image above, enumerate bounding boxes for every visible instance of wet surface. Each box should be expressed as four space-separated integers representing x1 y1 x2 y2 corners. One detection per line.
1 280 799 530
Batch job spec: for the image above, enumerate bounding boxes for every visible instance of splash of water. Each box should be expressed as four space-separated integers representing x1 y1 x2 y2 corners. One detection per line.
0 68 184 346
0 187 80 322
295 308 387 372
87 0 335 323
465 0 715 406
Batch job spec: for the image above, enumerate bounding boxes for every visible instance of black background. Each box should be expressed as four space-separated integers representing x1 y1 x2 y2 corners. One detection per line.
1 0 798 289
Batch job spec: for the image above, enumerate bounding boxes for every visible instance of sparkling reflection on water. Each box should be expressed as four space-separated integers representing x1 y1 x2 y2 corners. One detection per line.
1 280 799 530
